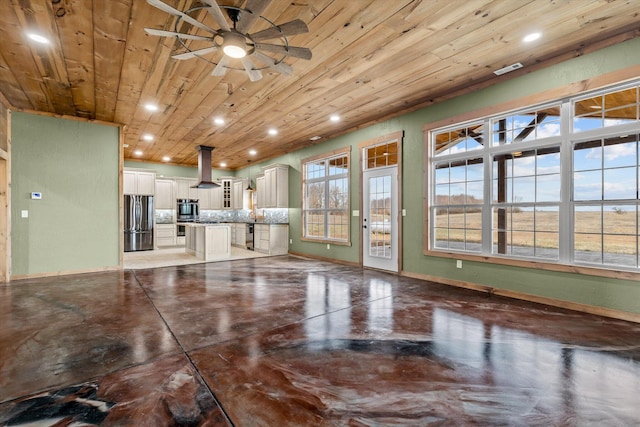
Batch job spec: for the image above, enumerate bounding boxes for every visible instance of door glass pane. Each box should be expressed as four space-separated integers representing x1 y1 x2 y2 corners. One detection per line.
369 175 392 259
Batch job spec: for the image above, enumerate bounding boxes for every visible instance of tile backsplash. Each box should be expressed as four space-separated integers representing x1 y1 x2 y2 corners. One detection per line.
156 208 289 224
155 209 174 224
199 208 289 223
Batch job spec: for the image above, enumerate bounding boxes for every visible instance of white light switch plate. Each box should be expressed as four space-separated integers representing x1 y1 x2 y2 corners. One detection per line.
352 210 359 217
21 210 28 218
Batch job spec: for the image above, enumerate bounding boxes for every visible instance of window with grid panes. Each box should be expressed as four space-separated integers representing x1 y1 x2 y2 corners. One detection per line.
428 80 640 271
302 148 350 243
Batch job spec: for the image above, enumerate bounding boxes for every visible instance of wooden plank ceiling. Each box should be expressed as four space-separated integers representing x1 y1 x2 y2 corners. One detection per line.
1 0 640 169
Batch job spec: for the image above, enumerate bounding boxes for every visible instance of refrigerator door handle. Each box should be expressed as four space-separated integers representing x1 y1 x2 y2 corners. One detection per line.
134 196 142 231
128 196 135 232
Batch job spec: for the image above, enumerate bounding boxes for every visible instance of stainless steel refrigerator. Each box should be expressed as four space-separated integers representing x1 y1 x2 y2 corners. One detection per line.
124 195 154 252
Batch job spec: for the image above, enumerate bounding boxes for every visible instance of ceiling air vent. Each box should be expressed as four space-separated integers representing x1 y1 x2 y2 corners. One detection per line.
493 62 523 76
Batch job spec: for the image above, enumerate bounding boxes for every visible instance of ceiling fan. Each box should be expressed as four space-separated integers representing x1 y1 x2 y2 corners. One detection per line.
144 0 312 82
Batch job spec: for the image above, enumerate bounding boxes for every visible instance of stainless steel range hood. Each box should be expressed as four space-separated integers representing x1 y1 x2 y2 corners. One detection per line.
192 145 220 188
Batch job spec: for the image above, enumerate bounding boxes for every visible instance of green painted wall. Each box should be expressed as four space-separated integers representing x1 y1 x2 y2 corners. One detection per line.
12 113 120 276
233 37 640 314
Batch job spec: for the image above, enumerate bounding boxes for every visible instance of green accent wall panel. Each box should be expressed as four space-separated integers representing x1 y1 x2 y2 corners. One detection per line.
12 113 119 276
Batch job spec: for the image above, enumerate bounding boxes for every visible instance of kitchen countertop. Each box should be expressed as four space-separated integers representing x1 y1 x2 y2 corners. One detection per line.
175 221 289 225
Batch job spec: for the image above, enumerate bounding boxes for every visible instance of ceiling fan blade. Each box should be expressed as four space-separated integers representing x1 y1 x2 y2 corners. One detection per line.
241 57 263 82
255 43 312 60
212 56 231 76
236 0 270 34
172 46 219 60
252 51 292 75
147 0 217 34
145 28 214 41
200 0 231 31
250 19 309 41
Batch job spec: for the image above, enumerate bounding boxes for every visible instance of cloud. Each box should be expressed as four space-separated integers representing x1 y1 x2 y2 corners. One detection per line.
603 142 635 161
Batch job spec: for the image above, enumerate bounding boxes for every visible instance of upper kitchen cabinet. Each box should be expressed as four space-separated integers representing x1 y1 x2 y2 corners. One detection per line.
255 175 265 209
233 179 248 210
198 186 223 210
220 178 233 209
262 164 289 208
210 186 223 210
155 179 174 209
175 178 198 200
124 169 156 195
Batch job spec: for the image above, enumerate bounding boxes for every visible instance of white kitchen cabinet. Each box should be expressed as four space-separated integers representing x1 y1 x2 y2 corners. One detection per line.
236 224 246 247
254 224 288 255
175 178 198 200
230 223 247 248
198 187 212 209
124 170 156 195
185 224 231 260
261 164 288 208
155 179 174 209
255 175 265 209
233 179 247 210
156 224 176 247
210 186 222 210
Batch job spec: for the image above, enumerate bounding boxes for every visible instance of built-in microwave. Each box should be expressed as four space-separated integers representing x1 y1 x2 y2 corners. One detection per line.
177 199 198 222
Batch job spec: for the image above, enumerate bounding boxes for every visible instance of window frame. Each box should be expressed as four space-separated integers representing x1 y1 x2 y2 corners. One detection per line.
423 77 640 280
301 146 351 245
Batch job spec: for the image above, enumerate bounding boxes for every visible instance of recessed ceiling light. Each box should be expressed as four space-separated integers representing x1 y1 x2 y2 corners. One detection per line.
249 149 257 155
330 115 340 122
27 33 50 44
162 156 171 162
142 134 154 141
523 32 541 43
134 150 143 156
268 128 278 136
220 162 227 167
214 117 225 125
123 143 129 148
144 103 159 112
309 136 321 141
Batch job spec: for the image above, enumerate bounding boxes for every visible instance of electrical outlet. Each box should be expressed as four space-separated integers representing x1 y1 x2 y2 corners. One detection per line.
289 239 292 244
456 260 462 269
327 243 331 250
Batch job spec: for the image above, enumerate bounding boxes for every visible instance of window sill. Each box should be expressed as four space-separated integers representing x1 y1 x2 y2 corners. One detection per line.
301 237 351 246
423 249 640 281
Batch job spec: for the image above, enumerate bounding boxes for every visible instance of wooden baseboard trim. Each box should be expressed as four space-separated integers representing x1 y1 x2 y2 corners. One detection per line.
10 266 121 281
401 271 640 324
287 251 361 268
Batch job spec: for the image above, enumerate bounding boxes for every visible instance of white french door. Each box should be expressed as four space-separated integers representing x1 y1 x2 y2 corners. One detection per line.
362 166 398 272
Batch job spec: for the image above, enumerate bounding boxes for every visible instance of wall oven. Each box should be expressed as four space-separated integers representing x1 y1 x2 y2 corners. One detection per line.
177 199 199 222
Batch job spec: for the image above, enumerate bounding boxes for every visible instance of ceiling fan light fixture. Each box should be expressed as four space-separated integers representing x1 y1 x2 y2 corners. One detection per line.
222 32 247 58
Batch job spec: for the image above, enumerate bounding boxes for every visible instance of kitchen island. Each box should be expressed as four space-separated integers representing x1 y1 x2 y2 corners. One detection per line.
184 223 231 261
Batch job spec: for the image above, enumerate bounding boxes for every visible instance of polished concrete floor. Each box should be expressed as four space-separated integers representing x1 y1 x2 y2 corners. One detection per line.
1 255 640 425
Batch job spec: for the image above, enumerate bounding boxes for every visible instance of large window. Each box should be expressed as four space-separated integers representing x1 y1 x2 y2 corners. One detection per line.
428 80 640 272
302 148 350 243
